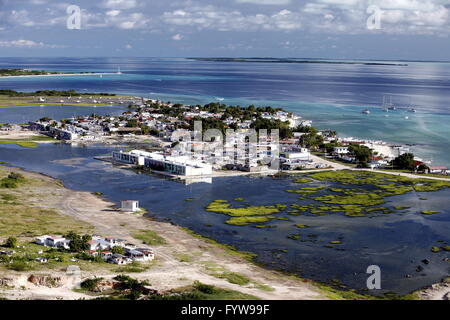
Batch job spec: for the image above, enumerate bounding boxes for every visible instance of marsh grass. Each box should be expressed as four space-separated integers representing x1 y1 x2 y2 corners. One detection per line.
132 230 167 246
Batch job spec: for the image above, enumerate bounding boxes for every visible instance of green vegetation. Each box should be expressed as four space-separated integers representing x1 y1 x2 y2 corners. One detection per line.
92 276 258 300
132 230 166 246
287 186 326 194
206 200 280 226
287 233 301 240
205 171 450 233
80 277 104 292
293 178 313 184
0 135 56 148
65 232 92 252
316 282 419 300
421 211 440 215
348 144 373 166
1 172 25 188
392 153 416 170
225 216 277 226
146 281 259 300
0 140 38 148
213 272 251 286
0 168 92 237
3 237 17 248
115 261 152 273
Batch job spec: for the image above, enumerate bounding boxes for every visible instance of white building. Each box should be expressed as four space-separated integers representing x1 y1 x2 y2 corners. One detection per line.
281 149 311 162
121 200 140 212
334 147 349 155
112 150 213 176
127 248 155 262
35 235 70 249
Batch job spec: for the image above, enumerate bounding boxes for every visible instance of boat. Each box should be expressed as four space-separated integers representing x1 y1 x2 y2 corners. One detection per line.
381 96 389 112
407 107 416 113
362 109 370 114
386 95 396 110
117 67 122 75
405 116 409 120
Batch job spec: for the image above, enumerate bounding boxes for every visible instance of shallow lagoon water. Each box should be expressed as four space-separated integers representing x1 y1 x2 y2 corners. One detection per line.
0 105 127 124
0 143 449 295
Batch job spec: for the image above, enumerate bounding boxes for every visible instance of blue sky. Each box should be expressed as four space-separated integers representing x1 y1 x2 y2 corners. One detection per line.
0 0 449 60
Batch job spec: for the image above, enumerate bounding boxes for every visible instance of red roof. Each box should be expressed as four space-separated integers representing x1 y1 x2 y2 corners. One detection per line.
429 166 448 170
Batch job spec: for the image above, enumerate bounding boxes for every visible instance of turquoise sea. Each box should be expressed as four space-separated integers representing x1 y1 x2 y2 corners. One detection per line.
0 57 449 166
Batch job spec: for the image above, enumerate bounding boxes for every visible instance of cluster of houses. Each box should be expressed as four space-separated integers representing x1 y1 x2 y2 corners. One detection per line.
27 99 311 142
34 235 155 265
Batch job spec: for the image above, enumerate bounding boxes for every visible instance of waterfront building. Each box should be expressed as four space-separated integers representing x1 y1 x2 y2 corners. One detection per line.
112 150 213 176
120 200 140 212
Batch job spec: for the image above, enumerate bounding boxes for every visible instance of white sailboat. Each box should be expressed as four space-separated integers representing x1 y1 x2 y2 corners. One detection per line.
382 95 389 112
387 95 396 110
117 67 122 75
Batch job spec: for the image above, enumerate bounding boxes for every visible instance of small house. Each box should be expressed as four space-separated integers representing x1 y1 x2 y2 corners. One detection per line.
121 200 140 212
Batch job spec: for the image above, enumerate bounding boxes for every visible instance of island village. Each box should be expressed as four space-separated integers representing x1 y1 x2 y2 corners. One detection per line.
23 97 446 180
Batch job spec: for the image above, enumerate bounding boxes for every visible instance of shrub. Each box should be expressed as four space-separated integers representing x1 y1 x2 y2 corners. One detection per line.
0 179 17 189
194 281 216 294
3 236 17 248
80 277 103 292
7 172 24 181
111 246 125 255
7 261 33 271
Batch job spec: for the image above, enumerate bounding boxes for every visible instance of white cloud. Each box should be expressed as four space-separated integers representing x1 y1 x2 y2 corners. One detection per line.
172 33 183 40
0 39 62 48
0 0 449 37
162 5 302 32
125 44 132 49
235 0 291 4
101 0 138 10
106 10 121 17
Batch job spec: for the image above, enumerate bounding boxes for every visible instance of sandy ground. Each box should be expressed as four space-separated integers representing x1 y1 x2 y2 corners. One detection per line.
0 130 48 140
0 168 324 300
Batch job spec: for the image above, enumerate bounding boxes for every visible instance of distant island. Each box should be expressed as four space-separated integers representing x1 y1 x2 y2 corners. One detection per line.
0 68 98 77
188 58 408 66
